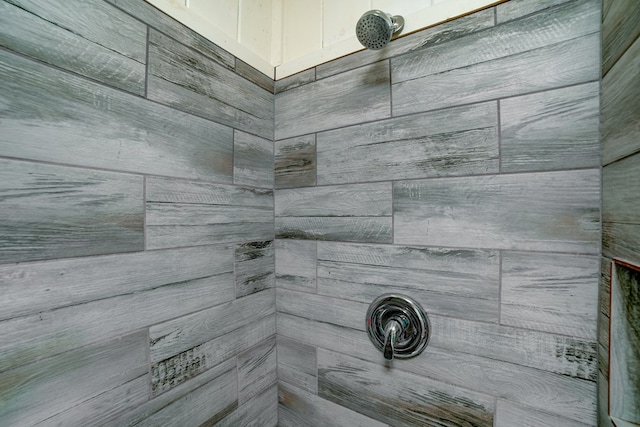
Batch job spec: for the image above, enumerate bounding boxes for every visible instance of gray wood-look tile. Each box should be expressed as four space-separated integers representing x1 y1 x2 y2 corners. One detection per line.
32 376 149 427
136 366 238 427
116 358 237 427
318 349 495 427
603 223 640 268
275 68 316 93
279 381 388 427
217 385 278 427
316 8 495 80
428 314 598 381
496 0 575 24
0 244 233 322
609 262 640 424
147 30 274 140
603 153 640 224
0 159 143 264
277 313 597 424
0 273 234 374
602 35 640 165
149 289 275 364
394 169 601 253
317 102 498 184
151 314 275 396
277 289 367 330
235 241 275 298
316 242 499 322
392 0 600 85
275 183 392 243
392 32 600 116
275 62 391 140
275 135 316 189
0 49 234 182
277 336 317 394
495 400 593 427
601 0 640 76
501 251 600 340
105 0 236 70
275 239 317 292
238 336 277 404
235 59 275 93
145 177 273 250
500 82 600 172
234 130 274 189
0 0 146 95
0 331 147 427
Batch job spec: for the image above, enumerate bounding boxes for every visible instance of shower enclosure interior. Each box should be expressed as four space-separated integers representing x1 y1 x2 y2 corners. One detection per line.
0 0 638 426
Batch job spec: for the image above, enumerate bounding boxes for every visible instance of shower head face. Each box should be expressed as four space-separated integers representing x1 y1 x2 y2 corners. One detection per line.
356 10 404 50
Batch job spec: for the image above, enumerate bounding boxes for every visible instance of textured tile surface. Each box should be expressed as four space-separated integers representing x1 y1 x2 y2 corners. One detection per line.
275 135 316 189
394 170 601 253
317 102 499 184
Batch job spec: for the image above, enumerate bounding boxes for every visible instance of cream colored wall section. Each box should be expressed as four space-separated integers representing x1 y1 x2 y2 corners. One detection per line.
144 0 500 79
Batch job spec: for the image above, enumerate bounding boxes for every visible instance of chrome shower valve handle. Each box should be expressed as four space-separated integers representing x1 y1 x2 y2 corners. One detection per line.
366 294 429 361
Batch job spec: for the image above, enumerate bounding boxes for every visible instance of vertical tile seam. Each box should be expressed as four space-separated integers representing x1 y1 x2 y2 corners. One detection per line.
143 176 147 251
497 99 503 173
144 26 150 98
388 58 394 118
498 250 503 326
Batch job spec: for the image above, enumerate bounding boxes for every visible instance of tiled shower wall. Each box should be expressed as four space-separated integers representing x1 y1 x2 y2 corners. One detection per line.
598 0 640 425
274 0 601 425
0 0 276 425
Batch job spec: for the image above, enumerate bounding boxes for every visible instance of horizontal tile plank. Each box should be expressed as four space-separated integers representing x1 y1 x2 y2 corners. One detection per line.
234 130 274 189
147 30 273 140
275 135 316 189
146 177 273 249
394 169 601 253
235 241 275 298
500 82 600 172
235 59 275 93
318 349 495 427
0 244 232 321
33 376 149 427
603 153 640 224
275 62 390 140
279 381 387 427
115 358 237 427
277 313 596 424
151 314 275 395
317 242 499 322
602 35 640 165
0 49 233 182
603 222 640 268
277 289 366 330
0 159 143 264
149 289 275 363
238 336 277 404
392 32 600 116
496 0 576 24
0 0 146 94
275 239 317 292
495 400 593 427
501 251 600 339
0 331 147 427
0 272 234 373
136 365 238 427
316 8 495 80
105 0 236 69
277 336 317 394
217 385 278 427
317 102 499 184
601 0 640 76
275 68 316 93
392 0 600 84
276 183 392 243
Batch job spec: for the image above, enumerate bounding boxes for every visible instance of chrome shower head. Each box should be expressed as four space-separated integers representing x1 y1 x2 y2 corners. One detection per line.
356 10 405 50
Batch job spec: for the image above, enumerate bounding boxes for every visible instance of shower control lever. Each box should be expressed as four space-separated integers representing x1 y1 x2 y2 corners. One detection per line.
367 294 430 361
382 315 409 360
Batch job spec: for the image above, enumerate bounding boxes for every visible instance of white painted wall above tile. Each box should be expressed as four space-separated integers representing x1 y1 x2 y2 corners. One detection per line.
145 0 502 79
